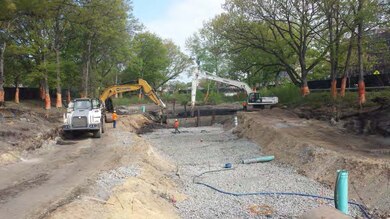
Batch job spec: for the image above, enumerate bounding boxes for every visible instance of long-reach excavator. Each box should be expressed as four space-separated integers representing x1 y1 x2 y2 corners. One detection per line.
191 69 278 111
99 79 166 122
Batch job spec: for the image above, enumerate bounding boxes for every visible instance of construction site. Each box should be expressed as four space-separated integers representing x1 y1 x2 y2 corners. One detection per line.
1 0 390 218
0 88 389 219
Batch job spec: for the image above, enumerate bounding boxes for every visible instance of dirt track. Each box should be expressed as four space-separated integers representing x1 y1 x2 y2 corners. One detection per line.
0 114 182 219
0 128 123 218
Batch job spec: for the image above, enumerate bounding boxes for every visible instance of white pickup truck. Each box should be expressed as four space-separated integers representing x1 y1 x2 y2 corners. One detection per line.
63 98 105 138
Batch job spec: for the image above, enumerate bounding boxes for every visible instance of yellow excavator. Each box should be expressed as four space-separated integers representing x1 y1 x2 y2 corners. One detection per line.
99 79 166 123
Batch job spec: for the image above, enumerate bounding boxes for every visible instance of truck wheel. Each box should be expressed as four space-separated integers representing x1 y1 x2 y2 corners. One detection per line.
63 131 73 139
93 128 101 138
101 119 105 133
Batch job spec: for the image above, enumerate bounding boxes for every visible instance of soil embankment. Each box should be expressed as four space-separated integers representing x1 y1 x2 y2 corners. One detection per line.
235 109 390 216
0 104 63 165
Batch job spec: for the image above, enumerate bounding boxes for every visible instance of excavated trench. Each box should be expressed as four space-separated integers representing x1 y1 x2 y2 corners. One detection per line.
139 108 239 134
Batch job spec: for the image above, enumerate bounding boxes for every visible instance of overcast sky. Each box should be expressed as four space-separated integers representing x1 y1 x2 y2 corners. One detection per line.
132 0 225 52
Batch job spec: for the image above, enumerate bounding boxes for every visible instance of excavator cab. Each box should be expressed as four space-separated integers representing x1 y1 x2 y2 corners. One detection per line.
99 79 167 123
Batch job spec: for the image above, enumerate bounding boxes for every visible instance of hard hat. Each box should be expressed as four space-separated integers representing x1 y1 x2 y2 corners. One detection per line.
113 110 116 113
175 119 178 121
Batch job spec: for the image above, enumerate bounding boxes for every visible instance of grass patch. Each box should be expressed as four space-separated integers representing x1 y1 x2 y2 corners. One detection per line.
260 83 389 108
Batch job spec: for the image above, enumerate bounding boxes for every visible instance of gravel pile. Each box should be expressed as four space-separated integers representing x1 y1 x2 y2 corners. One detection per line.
144 126 364 218
95 165 139 199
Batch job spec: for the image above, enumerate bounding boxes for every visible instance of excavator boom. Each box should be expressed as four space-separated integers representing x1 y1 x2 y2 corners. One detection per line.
99 79 166 109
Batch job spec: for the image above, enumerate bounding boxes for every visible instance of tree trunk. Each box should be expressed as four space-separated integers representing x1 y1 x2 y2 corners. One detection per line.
301 76 310 96
67 88 71 104
340 33 354 97
55 48 62 108
81 40 91 98
0 41 6 106
40 80 46 100
44 54 51 110
15 76 19 104
357 0 365 105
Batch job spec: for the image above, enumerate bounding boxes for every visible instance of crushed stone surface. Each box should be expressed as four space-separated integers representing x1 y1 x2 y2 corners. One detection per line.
95 165 140 200
144 126 364 218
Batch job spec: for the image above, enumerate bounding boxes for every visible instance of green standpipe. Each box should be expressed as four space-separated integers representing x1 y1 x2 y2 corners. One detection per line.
335 169 349 214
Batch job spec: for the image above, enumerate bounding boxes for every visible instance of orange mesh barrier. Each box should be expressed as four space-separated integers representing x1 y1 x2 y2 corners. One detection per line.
300 85 310 96
15 87 19 103
358 80 366 105
56 93 62 108
0 90 4 102
331 79 337 99
45 93 51 110
340 77 347 97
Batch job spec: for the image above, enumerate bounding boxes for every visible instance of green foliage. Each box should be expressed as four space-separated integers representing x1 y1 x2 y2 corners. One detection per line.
261 83 390 109
111 96 153 106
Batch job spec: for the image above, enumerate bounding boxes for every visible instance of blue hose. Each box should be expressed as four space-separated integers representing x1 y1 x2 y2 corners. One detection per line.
193 169 371 219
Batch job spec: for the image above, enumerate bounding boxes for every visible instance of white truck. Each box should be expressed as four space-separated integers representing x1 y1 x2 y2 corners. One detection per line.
191 69 278 110
63 98 105 138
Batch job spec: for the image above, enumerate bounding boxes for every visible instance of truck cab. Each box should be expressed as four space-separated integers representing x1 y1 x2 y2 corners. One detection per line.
63 98 104 138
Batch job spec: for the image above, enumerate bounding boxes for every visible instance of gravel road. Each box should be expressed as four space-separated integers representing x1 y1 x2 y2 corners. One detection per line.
144 126 364 218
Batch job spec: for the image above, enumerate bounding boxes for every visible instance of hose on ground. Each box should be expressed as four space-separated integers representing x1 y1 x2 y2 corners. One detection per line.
193 168 371 219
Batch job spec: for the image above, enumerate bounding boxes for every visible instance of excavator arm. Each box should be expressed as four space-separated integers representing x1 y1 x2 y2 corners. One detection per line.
99 79 166 110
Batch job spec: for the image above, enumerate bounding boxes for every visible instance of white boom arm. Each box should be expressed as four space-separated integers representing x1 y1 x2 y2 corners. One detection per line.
191 70 254 112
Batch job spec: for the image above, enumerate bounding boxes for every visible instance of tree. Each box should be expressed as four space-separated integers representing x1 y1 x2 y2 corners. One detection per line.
157 40 192 89
122 32 170 87
224 0 330 96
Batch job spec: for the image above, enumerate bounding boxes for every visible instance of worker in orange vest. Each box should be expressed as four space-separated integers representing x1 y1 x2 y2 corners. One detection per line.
112 110 118 128
173 119 180 134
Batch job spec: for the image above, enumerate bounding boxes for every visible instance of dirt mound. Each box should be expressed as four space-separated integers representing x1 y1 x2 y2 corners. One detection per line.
343 106 390 136
292 105 390 137
235 109 390 216
0 107 62 165
47 135 183 219
118 114 152 133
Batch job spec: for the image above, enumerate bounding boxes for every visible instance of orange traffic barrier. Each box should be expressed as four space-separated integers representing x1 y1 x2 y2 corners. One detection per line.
331 79 337 99
15 87 19 104
340 77 347 97
301 85 310 96
45 93 51 110
358 80 366 105
56 93 62 108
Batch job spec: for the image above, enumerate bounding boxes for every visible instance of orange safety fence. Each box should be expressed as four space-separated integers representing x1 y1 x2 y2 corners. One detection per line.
331 79 337 99
15 87 19 104
300 85 310 96
340 77 347 97
45 93 51 110
56 93 62 108
358 80 366 105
